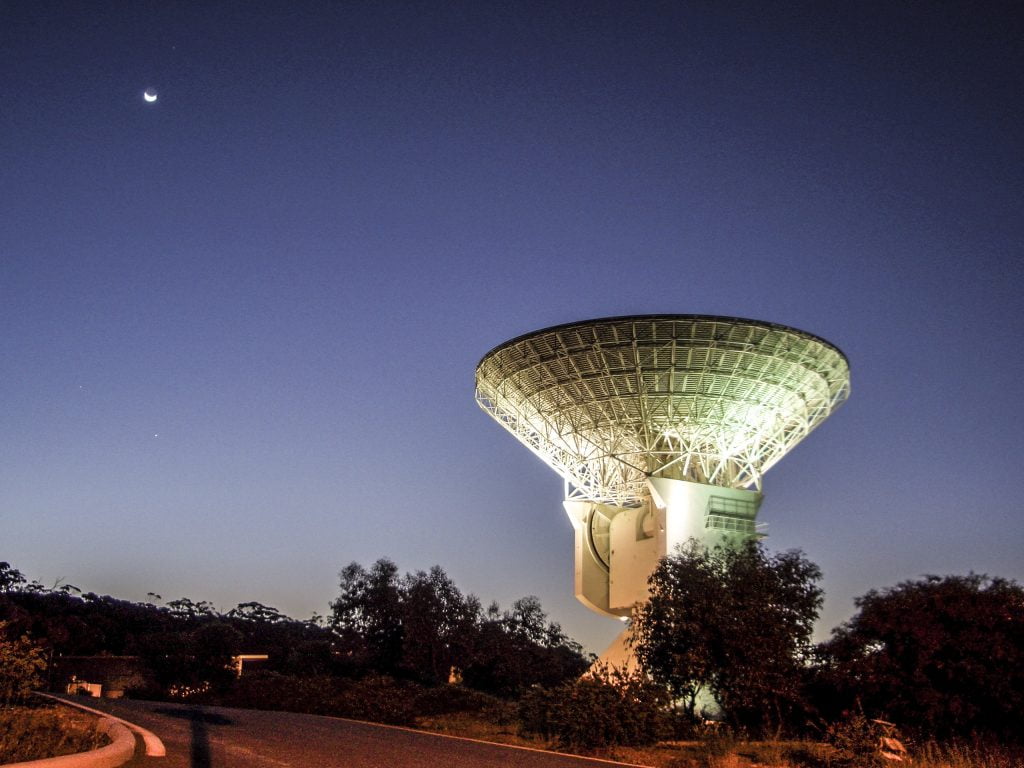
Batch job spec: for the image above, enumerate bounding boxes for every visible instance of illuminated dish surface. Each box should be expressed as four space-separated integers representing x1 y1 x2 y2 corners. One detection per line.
475 315 850 505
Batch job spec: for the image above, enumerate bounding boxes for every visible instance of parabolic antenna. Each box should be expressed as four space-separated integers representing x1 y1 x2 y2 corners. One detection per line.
475 315 849 664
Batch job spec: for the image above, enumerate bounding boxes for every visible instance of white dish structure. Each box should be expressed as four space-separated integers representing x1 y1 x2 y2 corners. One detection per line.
475 315 850 665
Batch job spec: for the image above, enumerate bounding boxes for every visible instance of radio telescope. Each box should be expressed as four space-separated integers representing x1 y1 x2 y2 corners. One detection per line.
475 315 850 665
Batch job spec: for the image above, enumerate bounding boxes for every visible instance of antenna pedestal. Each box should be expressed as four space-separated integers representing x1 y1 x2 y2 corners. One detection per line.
565 477 762 620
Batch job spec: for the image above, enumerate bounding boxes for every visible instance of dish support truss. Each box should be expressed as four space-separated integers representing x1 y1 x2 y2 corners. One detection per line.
475 316 850 506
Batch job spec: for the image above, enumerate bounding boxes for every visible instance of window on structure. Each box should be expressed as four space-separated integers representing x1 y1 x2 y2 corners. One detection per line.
704 495 757 535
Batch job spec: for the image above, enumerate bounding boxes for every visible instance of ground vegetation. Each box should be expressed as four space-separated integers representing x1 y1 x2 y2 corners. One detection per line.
2 557 1022 765
0 620 48 707
517 665 674 749
0 704 108 764
329 558 589 694
0 558 587 706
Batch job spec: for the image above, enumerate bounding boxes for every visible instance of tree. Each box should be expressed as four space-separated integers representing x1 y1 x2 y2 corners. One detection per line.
631 540 823 734
329 560 588 693
330 559 404 675
0 563 27 593
399 567 480 685
461 597 588 696
227 602 287 624
820 573 1024 742
503 596 550 645
190 622 244 692
0 621 47 706
331 562 482 684
166 597 219 621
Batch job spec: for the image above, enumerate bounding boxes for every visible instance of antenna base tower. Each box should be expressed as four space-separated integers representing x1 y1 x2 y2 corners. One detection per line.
565 477 763 619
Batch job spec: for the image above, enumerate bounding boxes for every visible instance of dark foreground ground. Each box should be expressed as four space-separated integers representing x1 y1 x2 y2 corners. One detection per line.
59 696 648 768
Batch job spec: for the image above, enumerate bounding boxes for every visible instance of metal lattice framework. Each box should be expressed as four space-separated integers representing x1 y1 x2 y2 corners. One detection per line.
475 315 850 506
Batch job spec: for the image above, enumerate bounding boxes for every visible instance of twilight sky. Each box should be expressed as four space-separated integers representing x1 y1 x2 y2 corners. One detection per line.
2 1 1021 654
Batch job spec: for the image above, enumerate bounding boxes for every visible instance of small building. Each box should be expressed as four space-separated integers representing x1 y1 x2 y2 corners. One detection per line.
232 654 269 677
51 656 152 699
52 652 271 698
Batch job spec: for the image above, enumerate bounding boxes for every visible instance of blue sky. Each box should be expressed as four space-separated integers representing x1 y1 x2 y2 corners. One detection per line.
2 1 1021 653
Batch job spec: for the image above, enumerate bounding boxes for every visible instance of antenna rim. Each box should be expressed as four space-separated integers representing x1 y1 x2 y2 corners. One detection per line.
475 314 848 372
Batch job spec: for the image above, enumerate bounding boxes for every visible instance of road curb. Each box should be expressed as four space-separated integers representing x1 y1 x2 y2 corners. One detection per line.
33 694 166 758
2 718 135 768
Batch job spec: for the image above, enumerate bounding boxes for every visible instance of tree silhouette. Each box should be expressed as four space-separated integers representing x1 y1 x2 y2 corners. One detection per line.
631 540 823 734
821 573 1024 742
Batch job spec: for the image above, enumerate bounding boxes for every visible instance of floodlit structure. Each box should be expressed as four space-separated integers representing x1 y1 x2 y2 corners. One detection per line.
475 315 850 665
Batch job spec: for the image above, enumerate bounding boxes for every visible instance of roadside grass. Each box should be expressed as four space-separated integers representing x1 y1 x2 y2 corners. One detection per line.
0 703 109 764
414 712 1021 768
910 742 1023 768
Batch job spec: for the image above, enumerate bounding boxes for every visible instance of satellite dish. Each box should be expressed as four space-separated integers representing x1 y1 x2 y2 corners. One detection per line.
475 315 850 666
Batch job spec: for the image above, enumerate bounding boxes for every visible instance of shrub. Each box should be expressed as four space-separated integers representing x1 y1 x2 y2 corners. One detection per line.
217 671 421 725
824 711 908 767
517 668 672 750
412 685 503 716
820 574 1024 742
0 622 47 706
0 706 107 764
333 675 421 725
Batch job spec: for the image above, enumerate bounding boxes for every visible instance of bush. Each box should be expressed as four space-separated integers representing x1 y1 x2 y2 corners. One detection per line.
219 671 313 712
820 574 1024 742
517 668 672 750
412 685 503 716
0 706 107 764
0 622 47 706
333 676 421 725
824 711 908 767
217 671 422 725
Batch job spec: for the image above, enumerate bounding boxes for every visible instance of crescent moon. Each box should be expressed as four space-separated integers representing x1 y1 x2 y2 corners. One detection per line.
143 89 158 103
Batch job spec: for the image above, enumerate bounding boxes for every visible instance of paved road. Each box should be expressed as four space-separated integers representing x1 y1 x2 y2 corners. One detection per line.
60 697 648 768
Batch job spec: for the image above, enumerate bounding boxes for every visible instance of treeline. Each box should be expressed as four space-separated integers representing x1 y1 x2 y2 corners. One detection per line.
329 560 587 693
629 542 1024 746
0 558 588 711
4 550 1022 753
